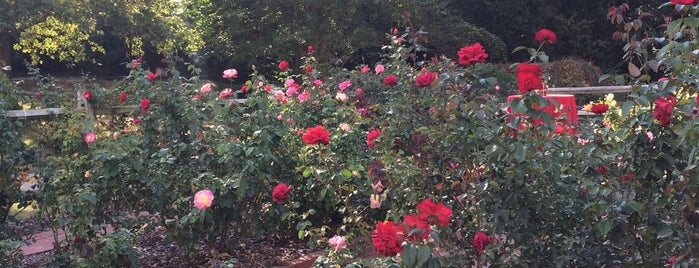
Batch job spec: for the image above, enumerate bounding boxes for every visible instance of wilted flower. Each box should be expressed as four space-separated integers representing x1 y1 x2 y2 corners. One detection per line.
370 194 381 208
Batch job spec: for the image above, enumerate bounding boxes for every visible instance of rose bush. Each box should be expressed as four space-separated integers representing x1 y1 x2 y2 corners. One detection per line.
5 1 699 266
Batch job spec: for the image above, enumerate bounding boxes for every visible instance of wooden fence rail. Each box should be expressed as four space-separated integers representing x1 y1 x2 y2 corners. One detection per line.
3 86 635 120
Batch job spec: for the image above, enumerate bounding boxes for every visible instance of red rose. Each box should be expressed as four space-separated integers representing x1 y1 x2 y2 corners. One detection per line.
472 231 489 255
416 199 452 227
671 0 696 4
516 63 543 93
140 98 151 111
305 65 312 73
534 29 557 45
272 183 292 204
302 125 330 145
133 117 140 125
371 221 404 257
367 128 381 148
278 60 289 72
147 72 159 81
619 173 633 182
119 91 127 103
403 214 429 241
83 91 93 100
597 165 608 175
653 96 676 127
457 43 488 66
590 103 609 114
307 46 313 53
383 75 398 86
416 71 437 87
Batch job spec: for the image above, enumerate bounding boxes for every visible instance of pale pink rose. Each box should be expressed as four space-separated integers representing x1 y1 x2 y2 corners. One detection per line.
336 92 348 102
194 189 214 209
285 78 296 88
328 235 347 252
339 123 351 132
375 64 385 74
647 131 654 141
84 132 96 144
200 83 212 94
339 80 352 91
370 194 381 209
222 69 238 79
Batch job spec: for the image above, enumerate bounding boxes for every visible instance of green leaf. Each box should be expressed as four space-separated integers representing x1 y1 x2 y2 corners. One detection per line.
657 228 673 239
598 219 613 237
416 245 431 266
402 244 417 268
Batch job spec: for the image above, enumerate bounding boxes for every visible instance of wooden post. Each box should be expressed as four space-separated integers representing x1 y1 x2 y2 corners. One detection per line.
77 91 96 131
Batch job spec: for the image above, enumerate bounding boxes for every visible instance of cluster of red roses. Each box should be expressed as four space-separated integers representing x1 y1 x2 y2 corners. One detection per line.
370 198 491 257
371 199 453 256
517 29 556 93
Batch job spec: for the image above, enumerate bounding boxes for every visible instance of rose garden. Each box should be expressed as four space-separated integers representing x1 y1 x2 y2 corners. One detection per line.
2 1 699 267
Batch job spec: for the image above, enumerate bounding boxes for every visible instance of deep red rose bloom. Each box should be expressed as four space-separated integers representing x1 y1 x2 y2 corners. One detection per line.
591 103 609 114
302 125 330 145
534 29 557 45
133 117 140 125
119 91 127 103
305 65 312 73
403 214 430 241
619 173 633 182
472 231 489 255
383 75 398 86
367 128 381 148
653 96 676 127
416 199 452 227
83 91 93 100
140 98 151 111
671 0 696 4
272 183 292 204
147 72 159 81
416 71 437 87
516 63 543 93
597 165 608 175
457 43 488 66
371 221 403 257
307 45 313 53
278 60 289 72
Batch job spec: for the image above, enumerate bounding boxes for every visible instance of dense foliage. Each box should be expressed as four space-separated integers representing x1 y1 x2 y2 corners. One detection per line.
2 0 699 267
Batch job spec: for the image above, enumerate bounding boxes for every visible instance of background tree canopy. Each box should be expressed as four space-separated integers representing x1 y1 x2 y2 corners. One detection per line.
1 0 660 78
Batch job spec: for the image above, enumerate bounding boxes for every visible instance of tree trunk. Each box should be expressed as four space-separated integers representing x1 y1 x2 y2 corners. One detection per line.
0 31 10 77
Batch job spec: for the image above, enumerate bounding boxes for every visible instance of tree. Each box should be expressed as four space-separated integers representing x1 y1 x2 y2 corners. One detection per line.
1 0 202 75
